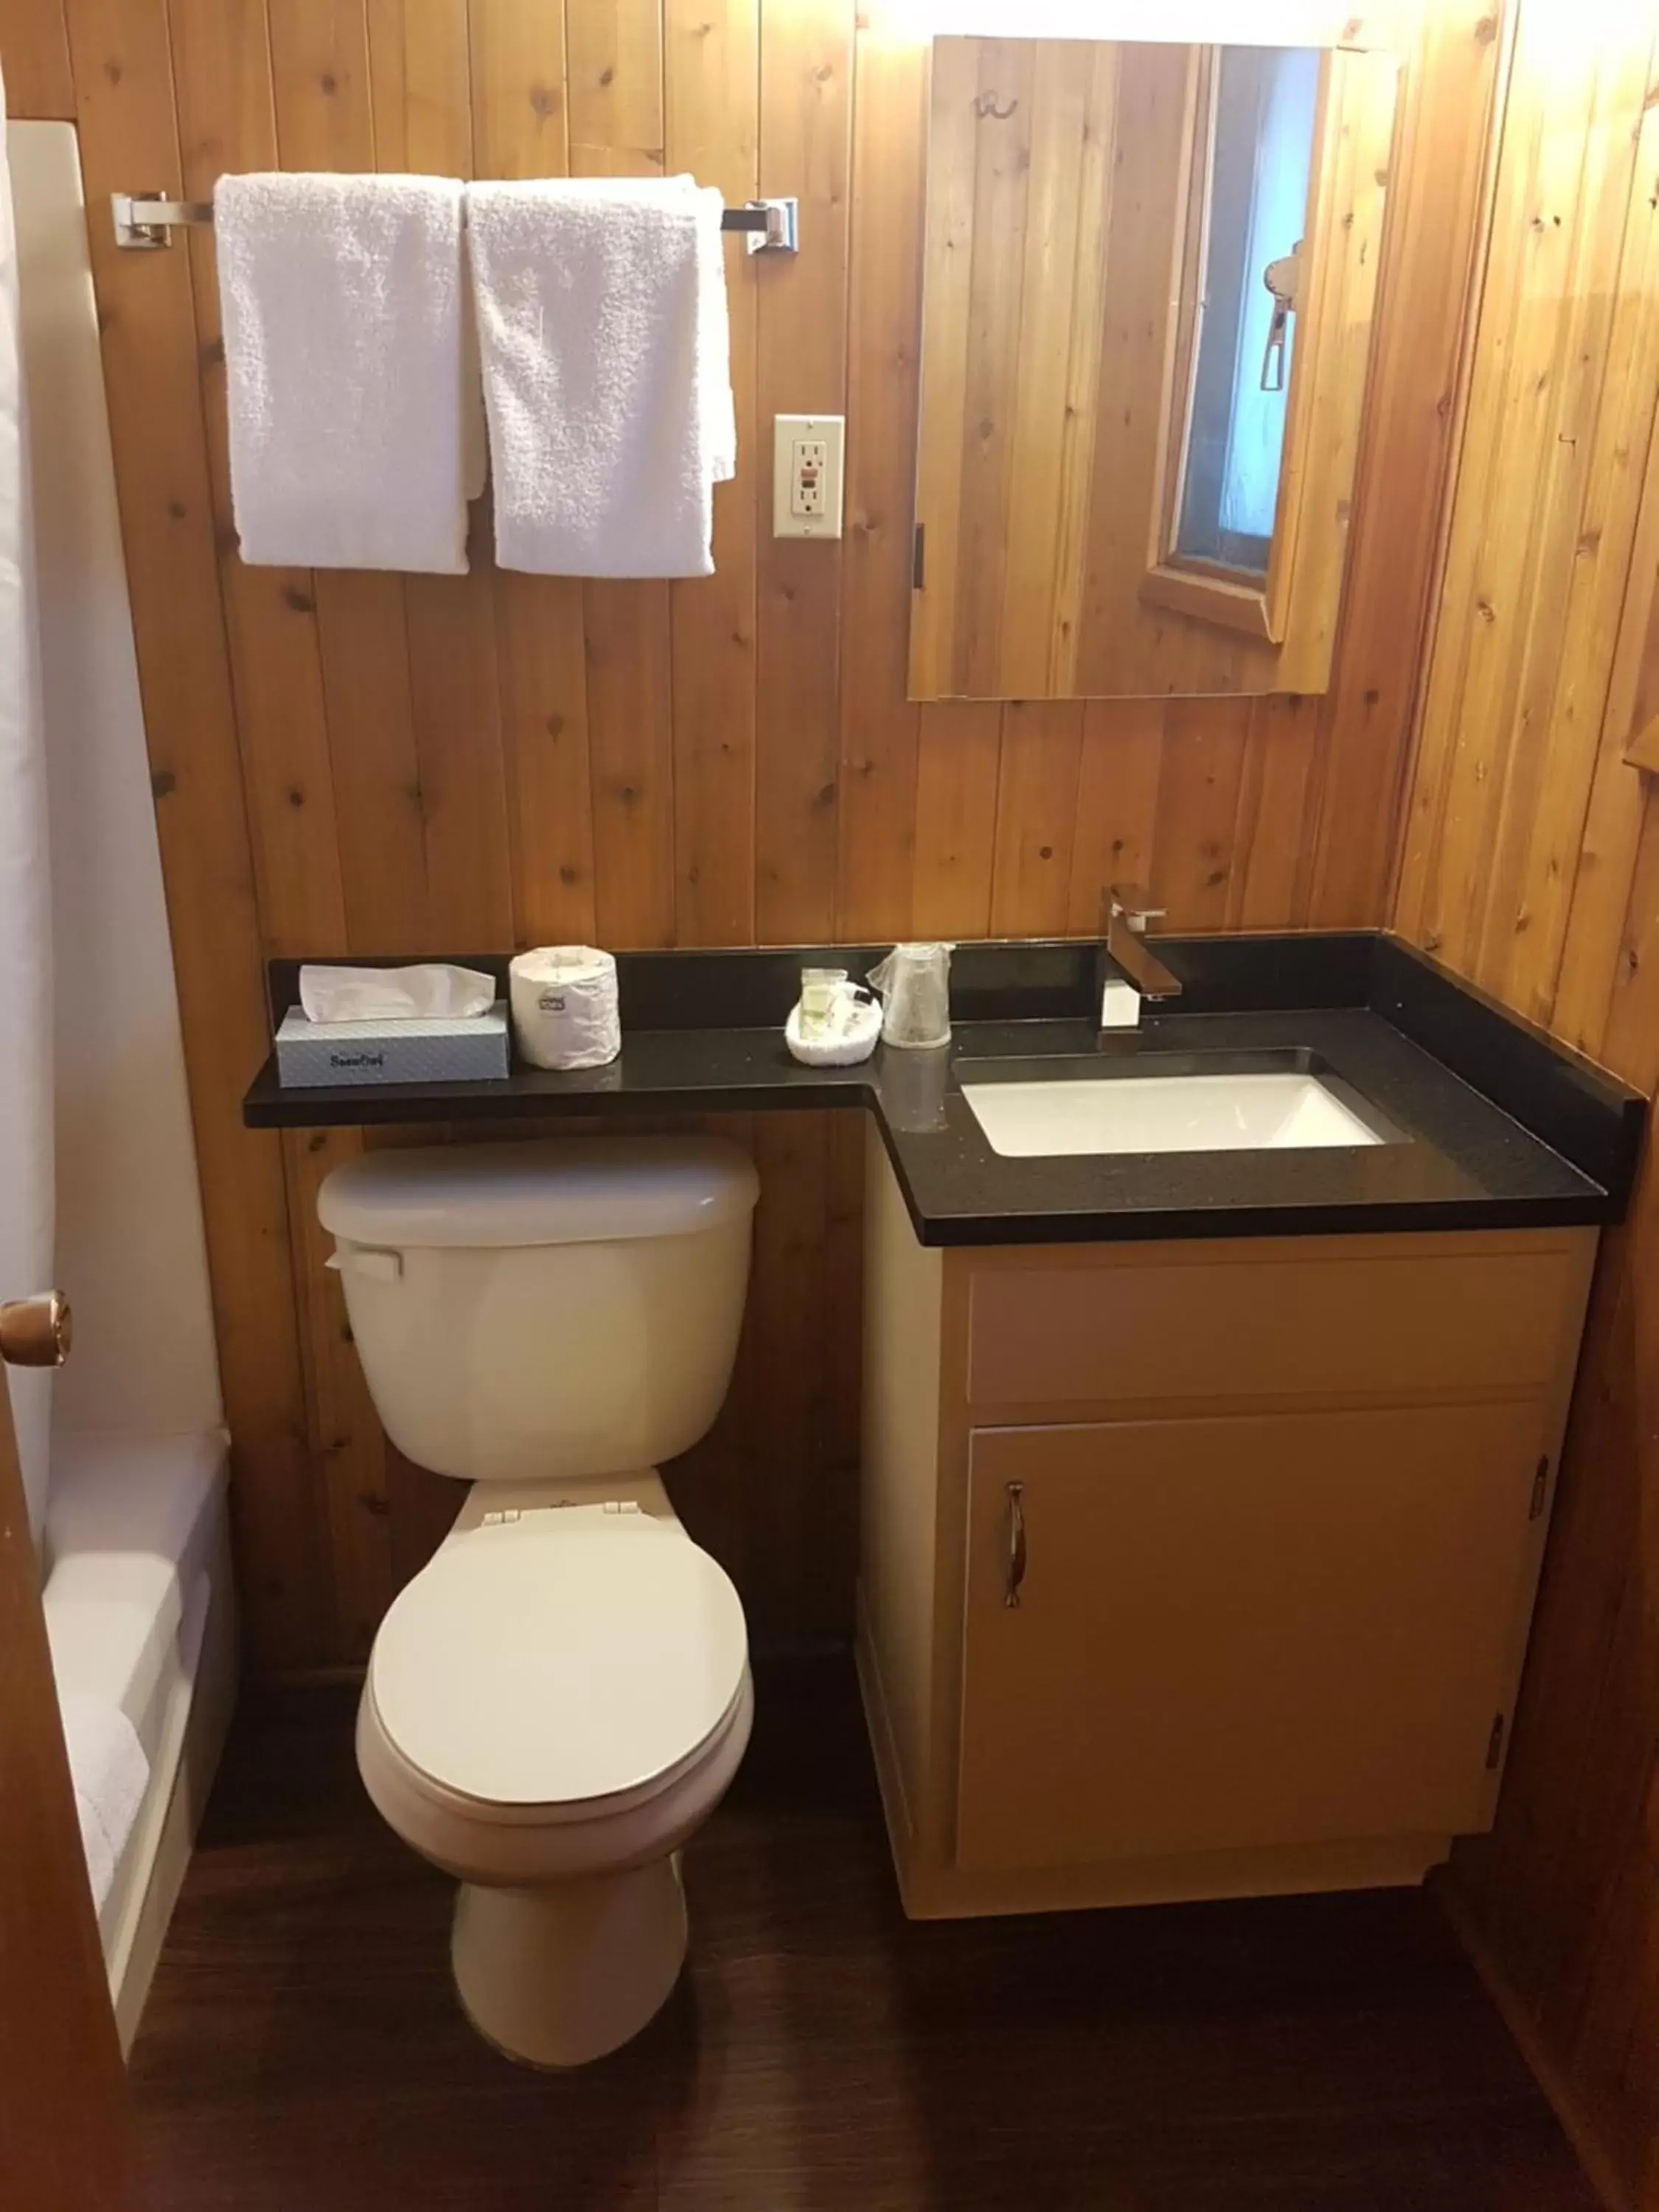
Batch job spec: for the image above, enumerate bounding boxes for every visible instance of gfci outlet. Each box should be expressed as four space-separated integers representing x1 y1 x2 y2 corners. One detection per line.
773 413 844 540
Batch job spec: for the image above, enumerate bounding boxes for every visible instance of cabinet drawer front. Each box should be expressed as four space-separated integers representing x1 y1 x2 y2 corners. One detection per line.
957 1408 1541 1873
965 1245 1579 1410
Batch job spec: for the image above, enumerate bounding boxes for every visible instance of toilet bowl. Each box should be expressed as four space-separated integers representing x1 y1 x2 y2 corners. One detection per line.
358 1477 752 2065
318 1137 762 2067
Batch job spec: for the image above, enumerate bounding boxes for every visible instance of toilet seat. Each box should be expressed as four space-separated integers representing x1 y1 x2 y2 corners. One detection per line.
358 1660 754 1893
368 1506 748 1817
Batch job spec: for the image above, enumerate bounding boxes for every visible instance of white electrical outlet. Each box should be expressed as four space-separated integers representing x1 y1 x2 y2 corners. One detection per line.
773 414 844 539
793 439 828 515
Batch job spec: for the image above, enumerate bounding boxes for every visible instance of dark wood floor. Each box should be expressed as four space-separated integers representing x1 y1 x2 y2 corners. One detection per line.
132 1659 1599 2212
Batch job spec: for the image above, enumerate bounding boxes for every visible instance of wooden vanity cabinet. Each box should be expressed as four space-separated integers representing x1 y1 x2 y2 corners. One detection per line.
858 1144 1597 1919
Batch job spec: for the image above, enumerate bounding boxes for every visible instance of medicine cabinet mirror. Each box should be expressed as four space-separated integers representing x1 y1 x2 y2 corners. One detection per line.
908 32 1399 703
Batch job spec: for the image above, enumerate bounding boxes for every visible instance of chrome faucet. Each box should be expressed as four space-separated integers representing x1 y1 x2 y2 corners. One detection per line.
1099 883 1183 1028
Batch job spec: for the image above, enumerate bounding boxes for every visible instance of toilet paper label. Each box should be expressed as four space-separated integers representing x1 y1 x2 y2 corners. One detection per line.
510 947 622 1071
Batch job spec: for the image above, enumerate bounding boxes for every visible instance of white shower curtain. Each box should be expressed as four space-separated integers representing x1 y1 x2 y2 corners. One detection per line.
0 66 56 1547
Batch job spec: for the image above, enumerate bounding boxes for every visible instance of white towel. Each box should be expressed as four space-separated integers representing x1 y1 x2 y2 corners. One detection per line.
579 177 734 484
58 1691 149 1913
215 171 470 574
467 175 734 578
586 177 734 484
461 218 490 501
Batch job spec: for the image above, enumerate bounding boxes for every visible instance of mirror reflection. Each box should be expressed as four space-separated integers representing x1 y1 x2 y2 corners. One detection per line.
1171 45 1319 580
909 35 1398 703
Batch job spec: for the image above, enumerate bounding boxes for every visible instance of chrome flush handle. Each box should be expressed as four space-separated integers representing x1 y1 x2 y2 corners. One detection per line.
1004 1481 1026 1609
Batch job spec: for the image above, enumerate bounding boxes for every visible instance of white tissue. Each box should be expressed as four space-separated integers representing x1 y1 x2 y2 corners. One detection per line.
509 947 622 1071
299 963 496 1023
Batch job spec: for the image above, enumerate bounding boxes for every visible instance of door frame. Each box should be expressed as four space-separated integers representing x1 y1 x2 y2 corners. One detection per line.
0 1300 132 2206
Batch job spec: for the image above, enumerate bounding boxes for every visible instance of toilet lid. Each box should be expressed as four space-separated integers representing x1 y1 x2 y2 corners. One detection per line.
369 1514 748 1809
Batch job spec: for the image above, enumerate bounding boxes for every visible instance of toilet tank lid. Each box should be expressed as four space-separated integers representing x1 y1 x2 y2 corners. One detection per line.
318 1135 760 1249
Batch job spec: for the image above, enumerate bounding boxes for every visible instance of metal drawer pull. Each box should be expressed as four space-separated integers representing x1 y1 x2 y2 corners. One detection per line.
1004 1481 1026 1608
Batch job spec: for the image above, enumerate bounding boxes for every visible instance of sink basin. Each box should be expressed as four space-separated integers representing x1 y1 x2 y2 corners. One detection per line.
960 1068 1388 1158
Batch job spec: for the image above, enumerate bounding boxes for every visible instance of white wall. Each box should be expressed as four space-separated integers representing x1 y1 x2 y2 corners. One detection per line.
8 123 222 1452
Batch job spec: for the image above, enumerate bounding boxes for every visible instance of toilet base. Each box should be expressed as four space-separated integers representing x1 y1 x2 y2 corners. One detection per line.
451 1854 689 2067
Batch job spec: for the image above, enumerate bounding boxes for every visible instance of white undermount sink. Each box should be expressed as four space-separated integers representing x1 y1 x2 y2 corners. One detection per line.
960 1070 1387 1158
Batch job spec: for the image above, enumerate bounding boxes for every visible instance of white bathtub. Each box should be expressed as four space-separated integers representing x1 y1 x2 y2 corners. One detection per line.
44 1428 237 2051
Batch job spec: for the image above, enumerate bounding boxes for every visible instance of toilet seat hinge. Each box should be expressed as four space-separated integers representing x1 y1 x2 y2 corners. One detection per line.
479 1499 643 1526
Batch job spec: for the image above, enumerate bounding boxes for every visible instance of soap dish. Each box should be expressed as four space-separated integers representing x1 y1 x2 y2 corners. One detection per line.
785 999 883 1068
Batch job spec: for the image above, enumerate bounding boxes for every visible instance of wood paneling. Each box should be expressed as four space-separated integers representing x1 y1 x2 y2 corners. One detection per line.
667 0 759 948
834 5 925 942
753 0 850 944
1391 8 1659 2205
0 0 74 117
1306 0 1509 925
15 0 1497 1683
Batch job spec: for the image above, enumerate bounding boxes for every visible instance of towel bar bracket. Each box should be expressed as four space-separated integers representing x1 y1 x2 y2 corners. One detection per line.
111 192 214 250
736 197 799 254
111 189 800 254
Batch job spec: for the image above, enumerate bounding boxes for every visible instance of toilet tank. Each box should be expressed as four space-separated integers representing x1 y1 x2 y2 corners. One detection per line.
316 1136 760 1484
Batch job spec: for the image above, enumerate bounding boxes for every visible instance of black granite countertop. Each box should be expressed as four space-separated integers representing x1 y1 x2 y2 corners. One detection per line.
243 933 1646 1247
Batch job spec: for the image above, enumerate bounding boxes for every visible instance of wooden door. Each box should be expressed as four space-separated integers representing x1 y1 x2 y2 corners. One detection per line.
0 1295 131 2207
957 1404 1545 1874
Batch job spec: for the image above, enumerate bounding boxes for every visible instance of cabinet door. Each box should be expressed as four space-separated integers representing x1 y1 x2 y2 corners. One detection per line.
957 1405 1543 1872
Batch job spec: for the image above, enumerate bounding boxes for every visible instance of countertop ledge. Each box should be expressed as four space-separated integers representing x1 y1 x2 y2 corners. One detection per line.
243 935 1646 1247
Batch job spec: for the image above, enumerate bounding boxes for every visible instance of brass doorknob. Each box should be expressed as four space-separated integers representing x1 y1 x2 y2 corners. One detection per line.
0 1292 72 1368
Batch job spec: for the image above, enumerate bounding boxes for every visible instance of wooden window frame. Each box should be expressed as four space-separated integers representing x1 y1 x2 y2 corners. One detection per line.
1141 45 1340 647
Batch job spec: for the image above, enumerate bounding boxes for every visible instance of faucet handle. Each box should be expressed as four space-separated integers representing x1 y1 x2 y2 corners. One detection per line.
1105 882 1165 928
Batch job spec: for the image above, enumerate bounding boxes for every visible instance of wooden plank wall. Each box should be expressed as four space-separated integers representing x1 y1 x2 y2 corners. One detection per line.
0 0 1497 1679
1391 6 1659 2205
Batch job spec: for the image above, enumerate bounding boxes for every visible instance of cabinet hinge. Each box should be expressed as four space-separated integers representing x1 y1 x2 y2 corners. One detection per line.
1528 1456 1550 1521
1485 1713 1506 1771
912 521 926 590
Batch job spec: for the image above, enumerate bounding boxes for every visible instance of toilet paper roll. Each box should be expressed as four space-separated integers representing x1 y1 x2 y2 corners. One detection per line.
509 947 622 1071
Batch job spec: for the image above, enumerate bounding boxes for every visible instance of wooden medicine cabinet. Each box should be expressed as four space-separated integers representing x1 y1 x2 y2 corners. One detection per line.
909 32 1400 703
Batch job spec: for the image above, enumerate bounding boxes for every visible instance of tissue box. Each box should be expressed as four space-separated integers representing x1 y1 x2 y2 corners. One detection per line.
275 1004 510 1088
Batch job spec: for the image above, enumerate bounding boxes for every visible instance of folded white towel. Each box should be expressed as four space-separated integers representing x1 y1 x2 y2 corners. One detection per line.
461 218 489 501
563 177 734 482
565 177 734 481
58 1690 149 1913
467 175 734 577
215 171 470 573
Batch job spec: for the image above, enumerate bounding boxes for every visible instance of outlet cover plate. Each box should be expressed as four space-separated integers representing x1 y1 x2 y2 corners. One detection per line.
773 413 844 540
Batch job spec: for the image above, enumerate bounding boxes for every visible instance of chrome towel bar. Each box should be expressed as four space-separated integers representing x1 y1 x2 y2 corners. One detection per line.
111 189 799 254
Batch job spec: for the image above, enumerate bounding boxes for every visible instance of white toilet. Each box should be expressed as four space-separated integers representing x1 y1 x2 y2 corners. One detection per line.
316 1134 761 2068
